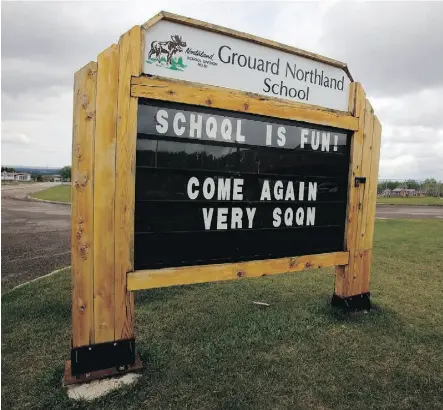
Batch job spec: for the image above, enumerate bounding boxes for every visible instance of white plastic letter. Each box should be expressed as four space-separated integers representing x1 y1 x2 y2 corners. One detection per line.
308 182 317 201
273 208 282 227
206 117 217 139
187 177 199 200
203 178 216 199
202 208 214 230
173 112 186 136
189 114 203 139
260 180 271 200
266 124 273 146
277 126 286 147
274 180 284 200
306 207 316 226
284 208 293 226
321 132 330 152
217 208 228 230
311 131 320 150
155 109 168 134
296 207 304 225
285 181 295 201
299 181 305 201
221 118 233 140
217 178 231 200
246 207 256 228
236 120 245 143
231 207 243 229
232 178 244 200
300 129 309 148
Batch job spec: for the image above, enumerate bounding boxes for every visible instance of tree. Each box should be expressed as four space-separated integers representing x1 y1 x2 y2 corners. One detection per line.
60 166 71 180
405 179 420 190
31 173 43 182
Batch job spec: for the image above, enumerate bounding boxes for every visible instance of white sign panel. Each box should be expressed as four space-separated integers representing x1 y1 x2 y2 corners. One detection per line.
144 21 351 111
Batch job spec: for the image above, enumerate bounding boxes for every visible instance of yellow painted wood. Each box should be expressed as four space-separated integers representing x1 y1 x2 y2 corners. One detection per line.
115 26 141 341
131 76 358 130
128 252 349 291
93 44 119 343
363 116 382 250
348 82 357 115
334 83 366 297
334 82 382 297
142 11 353 81
71 61 97 348
352 99 375 293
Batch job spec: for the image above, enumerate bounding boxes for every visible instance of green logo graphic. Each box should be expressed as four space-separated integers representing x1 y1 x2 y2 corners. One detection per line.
146 56 187 71
146 34 188 71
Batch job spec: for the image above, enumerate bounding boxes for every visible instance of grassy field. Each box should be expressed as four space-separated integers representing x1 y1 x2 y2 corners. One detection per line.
30 184 71 203
377 196 443 206
2 219 443 409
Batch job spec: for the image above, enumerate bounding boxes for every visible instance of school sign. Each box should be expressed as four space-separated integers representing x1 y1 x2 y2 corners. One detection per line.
65 11 382 383
143 20 351 111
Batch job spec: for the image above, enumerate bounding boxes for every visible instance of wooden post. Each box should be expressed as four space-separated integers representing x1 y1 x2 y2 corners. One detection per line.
333 82 382 310
114 25 142 341
67 27 143 380
71 61 97 349
93 44 119 344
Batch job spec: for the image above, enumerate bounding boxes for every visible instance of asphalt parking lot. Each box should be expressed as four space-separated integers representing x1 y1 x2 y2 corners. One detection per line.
1 183 442 291
1 183 70 291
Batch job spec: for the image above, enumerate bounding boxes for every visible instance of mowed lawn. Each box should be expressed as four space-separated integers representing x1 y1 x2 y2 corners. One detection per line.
377 196 443 206
2 219 443 409
30 184 71 203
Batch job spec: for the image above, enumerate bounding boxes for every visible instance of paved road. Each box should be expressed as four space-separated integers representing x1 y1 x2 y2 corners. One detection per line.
2 183 442 291
376 204 443 219
1 183 70 291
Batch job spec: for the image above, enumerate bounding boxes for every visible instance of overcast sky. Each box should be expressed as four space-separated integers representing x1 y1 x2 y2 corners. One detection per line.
2 1 443 180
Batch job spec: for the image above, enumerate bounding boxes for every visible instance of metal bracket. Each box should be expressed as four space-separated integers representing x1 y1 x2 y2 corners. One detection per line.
70 338 136 376
331 292 371 312
355 177 367 187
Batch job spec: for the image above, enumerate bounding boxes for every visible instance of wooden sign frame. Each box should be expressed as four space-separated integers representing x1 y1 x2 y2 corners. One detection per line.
67 11 381 381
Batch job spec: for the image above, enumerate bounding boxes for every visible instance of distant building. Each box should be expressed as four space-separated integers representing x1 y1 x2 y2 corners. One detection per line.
1 171 31 182
42 174 62 182
391 188 417 197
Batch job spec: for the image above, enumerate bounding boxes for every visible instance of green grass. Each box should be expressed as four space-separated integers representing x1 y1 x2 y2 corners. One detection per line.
31 184 71 203
377 196 443 206
2 220 443 409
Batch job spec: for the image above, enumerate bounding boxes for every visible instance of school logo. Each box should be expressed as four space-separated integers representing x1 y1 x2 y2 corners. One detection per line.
146 34 188 71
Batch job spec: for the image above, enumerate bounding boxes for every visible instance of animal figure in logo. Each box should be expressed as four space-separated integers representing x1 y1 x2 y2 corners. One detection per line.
148 35 187 65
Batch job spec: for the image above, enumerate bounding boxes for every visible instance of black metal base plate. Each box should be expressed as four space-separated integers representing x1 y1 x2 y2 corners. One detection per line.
64 353 143 386
331 292 371 312
70 338 136 375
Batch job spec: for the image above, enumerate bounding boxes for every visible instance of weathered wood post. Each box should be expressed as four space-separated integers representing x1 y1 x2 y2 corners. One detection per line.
332 83 382 310
66 27 143 384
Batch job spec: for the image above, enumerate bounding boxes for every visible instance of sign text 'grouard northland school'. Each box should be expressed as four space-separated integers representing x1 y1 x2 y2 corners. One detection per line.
135 100 351 270
143 21 351 111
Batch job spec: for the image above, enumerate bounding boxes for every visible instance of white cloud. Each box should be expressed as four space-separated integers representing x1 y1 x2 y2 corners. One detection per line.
2 132 31 145
1 1 443 180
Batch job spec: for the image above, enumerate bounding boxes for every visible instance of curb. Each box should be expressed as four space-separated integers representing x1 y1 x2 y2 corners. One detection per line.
6 266 71 294
376 203 443 207
26 195 71 206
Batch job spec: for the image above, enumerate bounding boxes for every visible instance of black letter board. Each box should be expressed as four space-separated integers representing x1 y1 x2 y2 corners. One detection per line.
135 98 350 270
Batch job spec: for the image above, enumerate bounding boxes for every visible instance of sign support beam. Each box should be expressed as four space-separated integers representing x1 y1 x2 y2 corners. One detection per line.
332 83 382 310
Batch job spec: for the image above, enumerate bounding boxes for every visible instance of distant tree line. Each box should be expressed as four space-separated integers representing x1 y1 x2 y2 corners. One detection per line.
1 166 16 172
30 165 71 182
378 178 443 197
